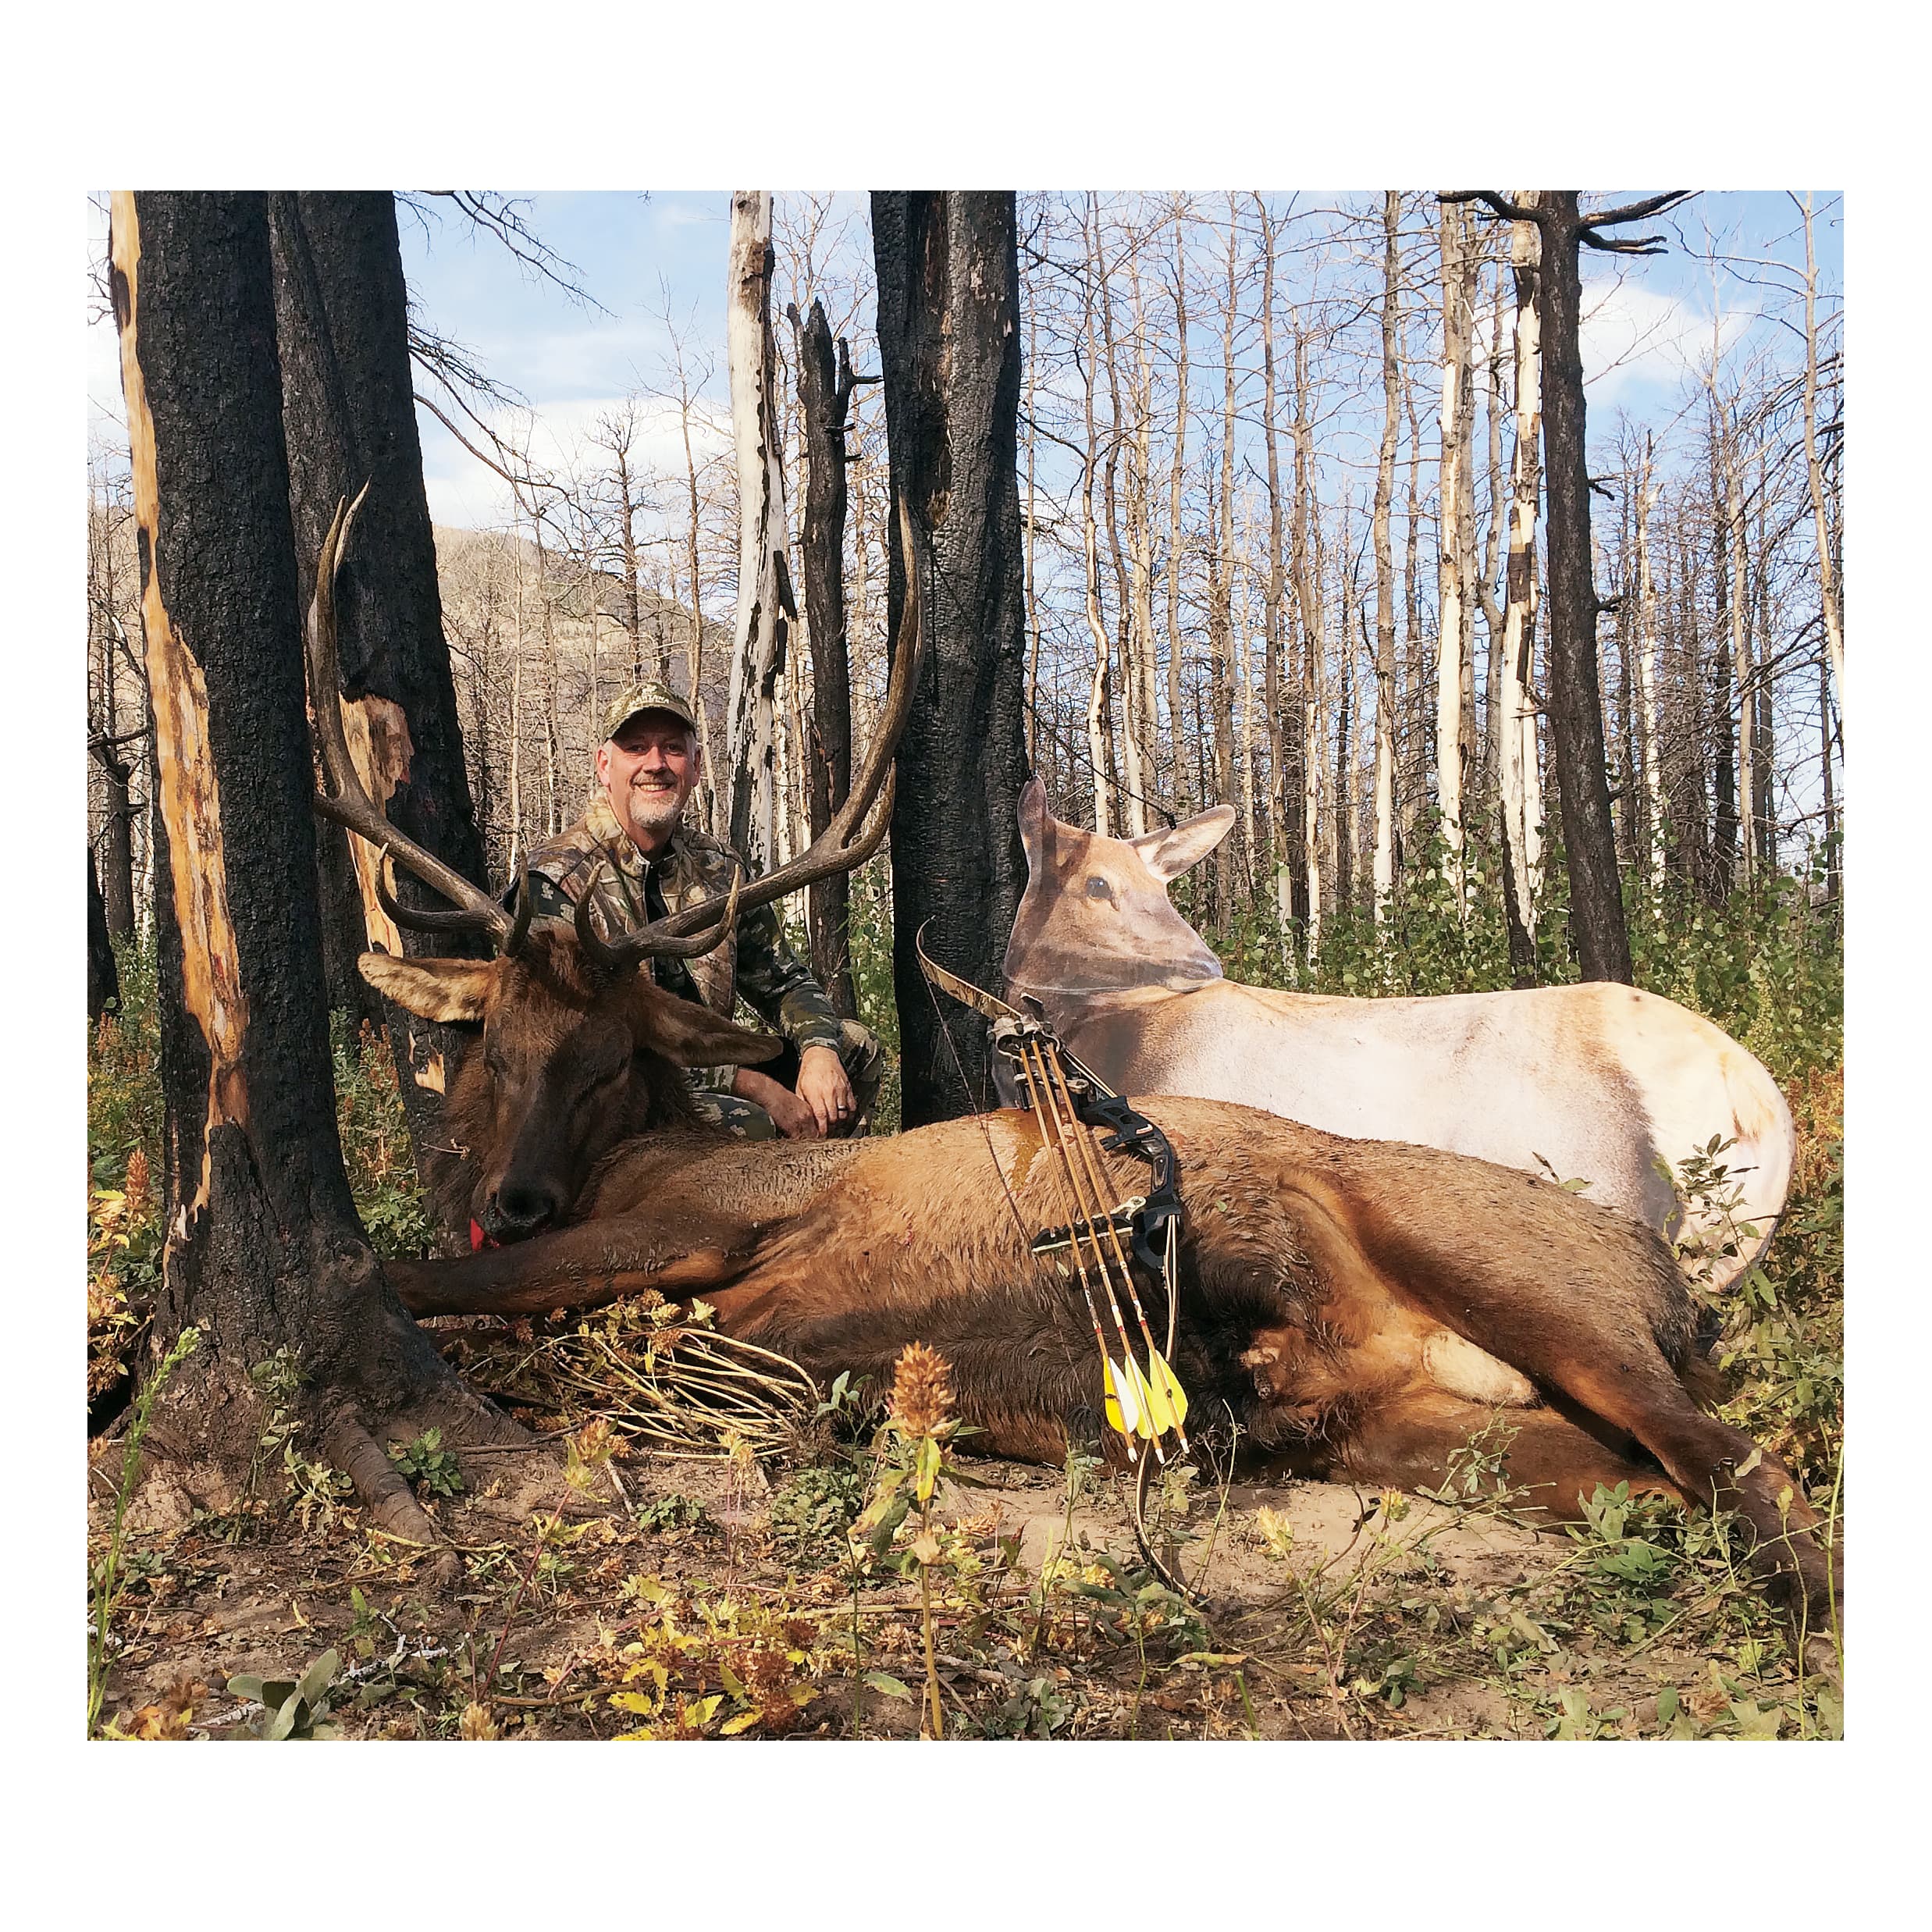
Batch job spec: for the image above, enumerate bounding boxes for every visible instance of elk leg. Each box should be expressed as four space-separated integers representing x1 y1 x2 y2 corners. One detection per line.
1551 1361 1840 1617
388 1212 760 1319
1333 1386 1685 1520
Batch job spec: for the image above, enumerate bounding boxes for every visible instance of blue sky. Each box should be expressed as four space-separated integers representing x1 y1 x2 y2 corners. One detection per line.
85 190 1843 532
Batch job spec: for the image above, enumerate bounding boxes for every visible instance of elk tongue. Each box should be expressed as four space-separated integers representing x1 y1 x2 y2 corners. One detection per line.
469 1218 499 1252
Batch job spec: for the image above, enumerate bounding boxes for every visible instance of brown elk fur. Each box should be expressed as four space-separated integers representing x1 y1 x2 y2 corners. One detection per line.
369 936 1838 1617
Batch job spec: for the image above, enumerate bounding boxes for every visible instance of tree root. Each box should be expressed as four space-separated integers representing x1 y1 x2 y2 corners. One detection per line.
322 1404 461 1587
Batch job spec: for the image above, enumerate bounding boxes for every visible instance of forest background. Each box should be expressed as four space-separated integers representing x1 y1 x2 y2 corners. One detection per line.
25 0 1922 1895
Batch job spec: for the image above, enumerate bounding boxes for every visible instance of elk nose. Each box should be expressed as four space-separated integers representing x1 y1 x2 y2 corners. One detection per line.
489 1181 563 1239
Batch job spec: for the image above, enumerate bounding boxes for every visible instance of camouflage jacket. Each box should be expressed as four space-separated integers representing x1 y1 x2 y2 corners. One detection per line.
522 794 844 1091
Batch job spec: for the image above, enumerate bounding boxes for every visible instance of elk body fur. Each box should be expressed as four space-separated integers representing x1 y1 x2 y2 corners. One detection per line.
371 934 1837 1617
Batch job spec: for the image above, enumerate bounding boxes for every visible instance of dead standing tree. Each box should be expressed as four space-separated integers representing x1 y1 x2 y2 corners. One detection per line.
267 191 493 1237
106 190 521 1546
872 190 1031 1125
724 190 796 874
1445 190 1692 984
788 295 870 1019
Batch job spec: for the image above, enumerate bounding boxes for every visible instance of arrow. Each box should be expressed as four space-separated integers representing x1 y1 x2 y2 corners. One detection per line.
1037 1047 1193 1453
1022 1039 1166 1465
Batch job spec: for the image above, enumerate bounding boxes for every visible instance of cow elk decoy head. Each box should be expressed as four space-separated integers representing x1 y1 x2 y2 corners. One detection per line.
1005 778 1233 999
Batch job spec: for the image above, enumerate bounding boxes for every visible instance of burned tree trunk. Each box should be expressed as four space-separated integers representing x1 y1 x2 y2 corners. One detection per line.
1447 190 1688 982
790 297 861 1020
872 191 1030 1125
88 849 121 1022
267 191 490 1240
107 190 517 1541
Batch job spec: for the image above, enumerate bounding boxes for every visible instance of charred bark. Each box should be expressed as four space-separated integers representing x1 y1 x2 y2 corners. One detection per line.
1536 196 1631 981
790 297 861 1020
267 191 491 1236
88 849 121 1021
872 191 1031 1125
108 190 518 1547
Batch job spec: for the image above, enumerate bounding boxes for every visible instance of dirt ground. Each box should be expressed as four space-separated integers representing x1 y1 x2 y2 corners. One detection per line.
87 1419 1840 1742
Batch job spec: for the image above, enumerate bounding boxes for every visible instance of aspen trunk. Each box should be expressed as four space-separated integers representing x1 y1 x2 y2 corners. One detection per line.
1093 198 1147 836
1497 200 1542 951
1799 195 1845 733
1126 239 1162 836
1165 202 1193 817
1371 191 1400 920
1256 194 1290 874
1435 199 1475 907
724 190 794 871
1209 204 1240 929
1636 436 1664 903
1729 458 1754 886
1080 210 1113 835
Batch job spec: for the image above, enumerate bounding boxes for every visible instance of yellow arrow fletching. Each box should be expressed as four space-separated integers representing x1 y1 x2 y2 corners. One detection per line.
1108 1357 1144 1438
1122 1354 1166 1437
1147 1348 1190 1429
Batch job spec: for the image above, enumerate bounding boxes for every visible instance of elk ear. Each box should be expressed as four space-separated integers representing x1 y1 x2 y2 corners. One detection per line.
630 980 785 1068
358 952 496 1023
1017 776 1051 868
1128 806 1236 884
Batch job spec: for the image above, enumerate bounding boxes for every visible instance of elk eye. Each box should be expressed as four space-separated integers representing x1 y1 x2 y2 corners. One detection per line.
1084 876 1113 902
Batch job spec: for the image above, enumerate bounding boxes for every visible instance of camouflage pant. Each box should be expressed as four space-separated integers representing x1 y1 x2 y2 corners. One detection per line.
686 1018 885 1141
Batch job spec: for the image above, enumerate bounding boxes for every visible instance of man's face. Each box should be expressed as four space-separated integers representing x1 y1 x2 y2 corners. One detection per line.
596 711 700 852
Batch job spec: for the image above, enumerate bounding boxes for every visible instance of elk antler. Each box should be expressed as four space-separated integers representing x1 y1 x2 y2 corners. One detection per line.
580 494 927 969
308 489 523 952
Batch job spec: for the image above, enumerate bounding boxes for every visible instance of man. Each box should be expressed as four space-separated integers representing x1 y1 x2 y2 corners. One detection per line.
522 680 883 1140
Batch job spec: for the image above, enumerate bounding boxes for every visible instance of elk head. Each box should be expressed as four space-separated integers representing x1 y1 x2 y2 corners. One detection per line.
1003 778 1234 1000
362 932 781 1240
307 486 927 1240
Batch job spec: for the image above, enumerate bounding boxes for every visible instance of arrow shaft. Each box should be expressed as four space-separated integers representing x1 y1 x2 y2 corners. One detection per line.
1015 1044 1137 1460
1027 1041 1166 1461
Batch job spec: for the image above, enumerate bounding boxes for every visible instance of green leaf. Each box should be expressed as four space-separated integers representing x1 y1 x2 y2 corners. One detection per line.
265 1693 302 1742
1656 1686 1679 1727
295 1649 340 1710
863 1492 912 1557
863 1672 914 1701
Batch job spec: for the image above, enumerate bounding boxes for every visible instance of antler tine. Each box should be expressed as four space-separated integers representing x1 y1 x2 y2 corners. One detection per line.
375 851 494 936
574 859 746 970
307 487 512 946
599 495 927 964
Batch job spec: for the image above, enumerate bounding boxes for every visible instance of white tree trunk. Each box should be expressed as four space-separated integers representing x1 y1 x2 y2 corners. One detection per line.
1372 192 1401 923
1799 194 1845 733
1728 458 1754 885
724 189 794 871
1498 198 1542 928
1435 200 1474 909
1636 437 1664 904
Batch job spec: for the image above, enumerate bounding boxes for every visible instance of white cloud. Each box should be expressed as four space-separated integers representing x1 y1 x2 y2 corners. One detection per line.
1578 277 1755 409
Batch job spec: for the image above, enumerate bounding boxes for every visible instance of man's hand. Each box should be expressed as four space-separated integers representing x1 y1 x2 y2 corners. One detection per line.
794 1044 856 1137
731 1051 853 1140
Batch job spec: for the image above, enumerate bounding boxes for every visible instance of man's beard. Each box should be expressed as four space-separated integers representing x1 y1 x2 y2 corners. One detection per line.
623 781 684 841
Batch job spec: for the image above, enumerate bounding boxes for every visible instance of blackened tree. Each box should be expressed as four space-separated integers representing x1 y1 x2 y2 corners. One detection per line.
1443 189 1692 984
107 190 518 1548
871 191 1031 1123
268 191 490 1236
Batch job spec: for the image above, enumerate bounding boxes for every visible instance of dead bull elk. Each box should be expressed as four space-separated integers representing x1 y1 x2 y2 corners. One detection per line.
1002 782 1795 1293
309 496 1837 1622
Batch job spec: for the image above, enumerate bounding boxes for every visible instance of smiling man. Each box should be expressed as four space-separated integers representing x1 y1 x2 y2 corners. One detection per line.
521 679 882 1140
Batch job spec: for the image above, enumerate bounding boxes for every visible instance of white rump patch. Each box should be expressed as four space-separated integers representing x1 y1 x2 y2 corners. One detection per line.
1421 1329 1536 1407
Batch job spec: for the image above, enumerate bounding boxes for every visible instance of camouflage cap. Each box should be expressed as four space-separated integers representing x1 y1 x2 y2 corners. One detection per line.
602 678 699 742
